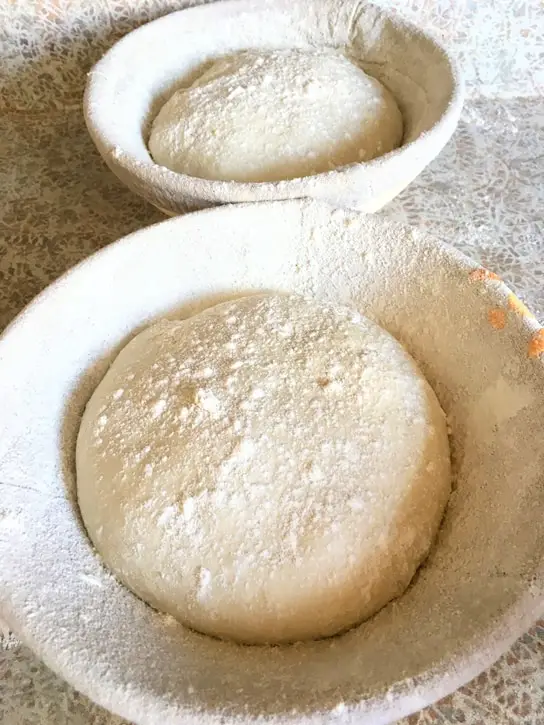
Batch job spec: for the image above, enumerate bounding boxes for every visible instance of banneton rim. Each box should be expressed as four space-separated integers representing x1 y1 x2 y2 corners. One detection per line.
0 201 542 725
84 0 464 214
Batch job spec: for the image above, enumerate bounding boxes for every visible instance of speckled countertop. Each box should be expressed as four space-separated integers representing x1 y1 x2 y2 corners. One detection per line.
1 0 543 723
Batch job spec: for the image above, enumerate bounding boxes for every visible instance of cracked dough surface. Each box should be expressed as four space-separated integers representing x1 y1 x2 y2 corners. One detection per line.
77 294 450 644
148 49 404 182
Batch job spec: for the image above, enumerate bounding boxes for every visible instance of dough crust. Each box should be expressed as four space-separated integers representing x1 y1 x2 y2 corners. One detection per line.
77 294 450 644
148 49 404 182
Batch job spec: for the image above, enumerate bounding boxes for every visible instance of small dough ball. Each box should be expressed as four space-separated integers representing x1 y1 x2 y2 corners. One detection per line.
77 294 450 645
148 49 404 182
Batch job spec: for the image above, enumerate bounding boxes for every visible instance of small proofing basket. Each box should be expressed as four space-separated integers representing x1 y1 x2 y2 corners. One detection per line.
84 0 464 215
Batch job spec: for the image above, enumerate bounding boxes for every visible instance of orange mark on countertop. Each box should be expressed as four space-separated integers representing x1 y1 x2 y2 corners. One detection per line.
508 293 534 319
488 308 506 330
528 329 544 358
469 268 500 282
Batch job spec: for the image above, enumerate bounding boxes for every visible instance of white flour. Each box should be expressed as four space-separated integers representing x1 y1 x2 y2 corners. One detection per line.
76 293 450 645
148 49 403 182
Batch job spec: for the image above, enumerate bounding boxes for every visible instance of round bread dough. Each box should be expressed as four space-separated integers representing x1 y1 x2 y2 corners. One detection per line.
77 294 450 645
148 49 404 182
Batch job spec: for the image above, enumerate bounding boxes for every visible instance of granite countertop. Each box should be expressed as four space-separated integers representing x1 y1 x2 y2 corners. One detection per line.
0 88 543 725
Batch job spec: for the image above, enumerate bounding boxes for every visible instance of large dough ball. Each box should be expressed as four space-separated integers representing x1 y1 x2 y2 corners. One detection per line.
77 294 450 644
148 49 404 182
